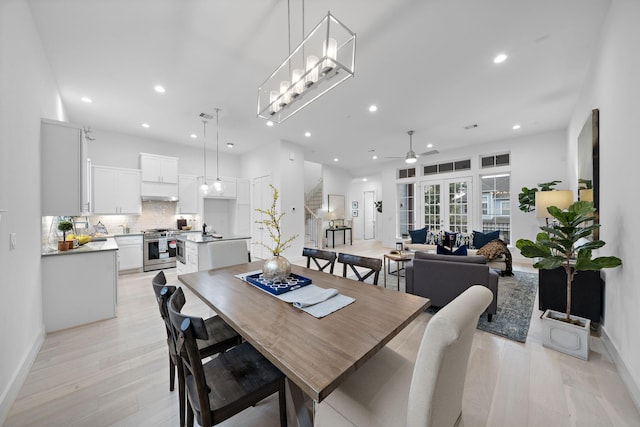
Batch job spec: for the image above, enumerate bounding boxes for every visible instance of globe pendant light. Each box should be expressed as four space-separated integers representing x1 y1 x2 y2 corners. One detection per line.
199 119 210 195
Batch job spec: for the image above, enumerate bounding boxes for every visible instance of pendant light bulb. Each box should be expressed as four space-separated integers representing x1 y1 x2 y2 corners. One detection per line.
200 119 210 195
213 108 225 194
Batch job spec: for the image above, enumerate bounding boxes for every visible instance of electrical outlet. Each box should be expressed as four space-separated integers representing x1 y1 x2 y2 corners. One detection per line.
9 232 16 250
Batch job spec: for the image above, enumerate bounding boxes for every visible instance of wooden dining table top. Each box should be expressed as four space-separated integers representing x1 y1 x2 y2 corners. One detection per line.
178 261 430 402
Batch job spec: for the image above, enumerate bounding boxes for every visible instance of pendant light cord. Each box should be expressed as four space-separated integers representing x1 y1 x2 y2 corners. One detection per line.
215 108 220 180
202 120 207 184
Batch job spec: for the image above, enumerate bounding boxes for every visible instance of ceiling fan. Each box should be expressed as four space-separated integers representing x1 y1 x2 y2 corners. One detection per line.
385 130 439 164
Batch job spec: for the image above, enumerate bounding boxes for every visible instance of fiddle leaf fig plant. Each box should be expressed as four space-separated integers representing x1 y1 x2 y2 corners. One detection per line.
516 201 621 321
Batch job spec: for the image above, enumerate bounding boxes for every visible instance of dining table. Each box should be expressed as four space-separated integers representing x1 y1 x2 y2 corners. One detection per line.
178 260 430 426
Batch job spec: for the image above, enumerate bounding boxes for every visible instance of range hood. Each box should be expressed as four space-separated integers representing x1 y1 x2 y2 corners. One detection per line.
141 194 178 202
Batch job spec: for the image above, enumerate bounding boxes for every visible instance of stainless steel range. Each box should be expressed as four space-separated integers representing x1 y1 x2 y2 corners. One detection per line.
142 229 183 272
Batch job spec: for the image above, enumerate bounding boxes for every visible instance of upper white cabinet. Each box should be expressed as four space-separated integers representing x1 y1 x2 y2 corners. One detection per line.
140 153 179 200
178 174 198 214
93 166 141 214
140 153 178 183
41 119 91 216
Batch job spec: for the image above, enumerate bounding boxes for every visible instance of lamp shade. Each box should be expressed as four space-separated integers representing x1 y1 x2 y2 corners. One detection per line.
579 188 593 202
535 190 574 218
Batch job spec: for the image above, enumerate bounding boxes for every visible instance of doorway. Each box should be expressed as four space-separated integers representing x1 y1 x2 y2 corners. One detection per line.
252 175 271 260
363 191 375 240
420 177 472 233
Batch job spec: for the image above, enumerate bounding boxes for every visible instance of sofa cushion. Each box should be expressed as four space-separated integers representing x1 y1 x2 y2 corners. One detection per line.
408 227 428 244
414 251 487 264
436 244 468 256
473 230 500 248
455 233 472 248
425 230 442 245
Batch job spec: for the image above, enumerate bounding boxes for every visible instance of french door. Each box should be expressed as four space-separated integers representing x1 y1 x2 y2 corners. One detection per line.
421 177 472 234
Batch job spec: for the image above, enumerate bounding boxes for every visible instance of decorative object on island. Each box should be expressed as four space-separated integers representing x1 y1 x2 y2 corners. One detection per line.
57 220 73 251
516 201 622 360
255 184 298 281
257 2 356 124
517 180 562 213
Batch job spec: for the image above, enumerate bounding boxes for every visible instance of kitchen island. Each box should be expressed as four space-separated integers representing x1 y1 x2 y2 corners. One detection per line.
42 238 118 332
176 234 251 275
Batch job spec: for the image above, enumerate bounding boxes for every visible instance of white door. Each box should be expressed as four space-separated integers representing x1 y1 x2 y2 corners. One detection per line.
363 191 375 240
252 175 272 260
421 177 472 234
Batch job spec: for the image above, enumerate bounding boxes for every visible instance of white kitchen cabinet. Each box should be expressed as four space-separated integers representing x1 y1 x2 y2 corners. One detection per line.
41 119 91 216
42 246 118 332
204 176 237 199
93 166 141 214
178 174 198 214
177 240 198 275
140 153 178 183
115 235 143 272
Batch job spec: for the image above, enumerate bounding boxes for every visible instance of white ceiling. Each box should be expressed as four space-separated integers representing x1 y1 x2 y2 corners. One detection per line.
28 0 610 176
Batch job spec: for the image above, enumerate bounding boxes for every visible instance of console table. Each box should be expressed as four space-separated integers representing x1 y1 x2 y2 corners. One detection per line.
326 226 352 248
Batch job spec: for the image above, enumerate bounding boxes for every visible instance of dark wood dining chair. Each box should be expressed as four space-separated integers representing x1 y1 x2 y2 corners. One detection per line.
303 247 337 274
338 252 382 285
168 287 287 427
152 271 242 427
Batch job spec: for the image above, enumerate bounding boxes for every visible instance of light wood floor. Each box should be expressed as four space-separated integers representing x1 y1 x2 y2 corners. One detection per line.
5 240 640 426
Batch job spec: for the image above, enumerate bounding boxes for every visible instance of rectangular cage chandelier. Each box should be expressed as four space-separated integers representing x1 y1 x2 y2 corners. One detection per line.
257 11 356 124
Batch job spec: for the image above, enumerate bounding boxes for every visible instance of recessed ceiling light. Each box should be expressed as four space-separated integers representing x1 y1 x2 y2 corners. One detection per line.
368 105 378 112
333 158 339 162
362 178 368 182
304 131 311 137
266 121 274 127
190 134 197 139
81 96 93 103
154 85 166 93
512 124 521 130
141 123 150 128
372 155 378 160
493 53 508 64
226 142 234 148
427 143 433 148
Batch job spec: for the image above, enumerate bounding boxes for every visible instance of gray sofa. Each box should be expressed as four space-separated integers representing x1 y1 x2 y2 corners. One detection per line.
405 251 498 321
402 239 508 274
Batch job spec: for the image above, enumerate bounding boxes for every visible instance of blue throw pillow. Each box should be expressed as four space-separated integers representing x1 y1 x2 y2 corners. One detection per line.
409 227 427 244
436 244 468 256
473 230 500 248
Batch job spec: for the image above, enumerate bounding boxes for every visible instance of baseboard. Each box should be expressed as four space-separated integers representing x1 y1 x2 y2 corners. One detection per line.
601 327 640 413
0 325 45 425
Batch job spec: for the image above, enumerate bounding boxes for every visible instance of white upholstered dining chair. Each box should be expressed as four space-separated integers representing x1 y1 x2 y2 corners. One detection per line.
207 240 250 269
314 285 492 427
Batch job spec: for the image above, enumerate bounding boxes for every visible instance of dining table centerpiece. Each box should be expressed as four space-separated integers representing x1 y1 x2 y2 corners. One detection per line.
255 184 298 281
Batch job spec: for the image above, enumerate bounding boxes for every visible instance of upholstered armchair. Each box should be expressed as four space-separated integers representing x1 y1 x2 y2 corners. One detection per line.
406 251 498 321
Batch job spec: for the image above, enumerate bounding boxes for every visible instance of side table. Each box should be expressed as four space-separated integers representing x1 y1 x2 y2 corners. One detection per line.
384 252 414 291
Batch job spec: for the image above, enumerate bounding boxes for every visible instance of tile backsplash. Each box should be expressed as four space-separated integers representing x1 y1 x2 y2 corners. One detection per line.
88 201 200 234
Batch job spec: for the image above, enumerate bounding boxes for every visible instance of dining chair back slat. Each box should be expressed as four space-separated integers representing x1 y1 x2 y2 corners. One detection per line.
338 252 382 285
303 247 337 274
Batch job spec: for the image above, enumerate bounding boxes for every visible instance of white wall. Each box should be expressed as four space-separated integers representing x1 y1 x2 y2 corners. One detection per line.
347 176 383 241
567 0 640 405
0 0 66 421
87 128 240 177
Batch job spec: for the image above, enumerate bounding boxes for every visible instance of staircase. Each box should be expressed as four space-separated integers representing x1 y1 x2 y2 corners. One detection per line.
304 179 324 248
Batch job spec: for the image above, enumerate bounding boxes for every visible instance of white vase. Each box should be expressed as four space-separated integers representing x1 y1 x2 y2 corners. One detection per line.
541 309 591 360
262 256 291 282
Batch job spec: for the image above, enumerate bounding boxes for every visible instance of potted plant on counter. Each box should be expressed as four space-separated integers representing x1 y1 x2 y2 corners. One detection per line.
57 220 74 251
516 201 621 360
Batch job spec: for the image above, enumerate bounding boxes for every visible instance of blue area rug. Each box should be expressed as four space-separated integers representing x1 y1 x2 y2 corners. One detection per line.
427 271 538 343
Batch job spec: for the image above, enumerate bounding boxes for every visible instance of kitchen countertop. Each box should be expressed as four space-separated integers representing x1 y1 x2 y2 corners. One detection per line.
177 234 251 244
42 238 118 256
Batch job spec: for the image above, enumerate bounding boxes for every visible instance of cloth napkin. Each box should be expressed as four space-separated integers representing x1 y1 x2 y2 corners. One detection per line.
278 286 339 308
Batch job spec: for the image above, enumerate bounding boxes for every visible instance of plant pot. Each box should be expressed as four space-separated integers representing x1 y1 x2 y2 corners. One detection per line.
541 309 591 360
58 240 69 251
262 256 291 282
